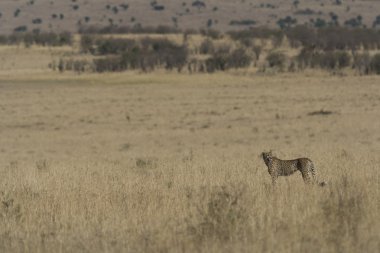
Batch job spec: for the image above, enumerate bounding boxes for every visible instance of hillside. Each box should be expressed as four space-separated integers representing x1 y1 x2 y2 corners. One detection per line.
0 0 379 34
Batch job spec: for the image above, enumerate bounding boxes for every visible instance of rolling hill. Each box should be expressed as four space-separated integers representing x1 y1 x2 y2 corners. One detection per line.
0 0 379 34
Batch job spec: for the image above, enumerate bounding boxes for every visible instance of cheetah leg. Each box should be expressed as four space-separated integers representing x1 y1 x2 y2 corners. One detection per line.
301 170 312 184
310 163 317 183
271 175 278 186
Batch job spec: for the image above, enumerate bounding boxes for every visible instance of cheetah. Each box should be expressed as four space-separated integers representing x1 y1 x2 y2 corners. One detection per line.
261 151 326 186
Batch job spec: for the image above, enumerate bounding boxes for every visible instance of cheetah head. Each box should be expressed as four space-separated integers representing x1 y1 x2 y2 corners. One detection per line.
261 151 273 165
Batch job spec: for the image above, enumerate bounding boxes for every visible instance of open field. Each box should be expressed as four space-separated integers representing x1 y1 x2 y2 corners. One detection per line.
0 71 379 252
1 0 380 34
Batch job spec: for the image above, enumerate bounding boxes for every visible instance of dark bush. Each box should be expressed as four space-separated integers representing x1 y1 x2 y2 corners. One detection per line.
192 1 206 9
370 53 380 74
200 29 222 39
277 16 297 29
153 5 165 11
285 25 316 48
297 50 351 70
199 39 215 54
78 25 182 34
297 47 317 69
14 9 21 17
344 16 363 28
252 46 262 60
313 18 328 28
14 26 27 33
352 52 371 75
228 28 284 48
0 31 72 46
94 57 123 72
229 20 256 26
32 18 42 24
56 59 92 73
295 8 315 15
204 45 252 73
80 35 95 53
320 51 351 69
90 37 188 72
228 48 252 68
373 15 380 28
266 51 287 69
336 51 351 68
120 4 129 10
285 26 380 50
0 35 7 44
205 55 227 73
96 38 137 55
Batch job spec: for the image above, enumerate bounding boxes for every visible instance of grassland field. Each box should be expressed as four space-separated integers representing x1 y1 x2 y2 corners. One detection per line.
0 43 379 252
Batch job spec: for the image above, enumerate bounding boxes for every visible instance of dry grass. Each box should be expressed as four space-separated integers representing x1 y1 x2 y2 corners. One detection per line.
0 70 379 252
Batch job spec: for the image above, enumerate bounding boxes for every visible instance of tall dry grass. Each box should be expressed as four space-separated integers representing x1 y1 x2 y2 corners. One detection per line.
0 72 379 252
0 153 379 253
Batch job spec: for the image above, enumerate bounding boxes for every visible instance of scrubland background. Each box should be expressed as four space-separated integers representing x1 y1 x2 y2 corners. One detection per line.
1 0 380 33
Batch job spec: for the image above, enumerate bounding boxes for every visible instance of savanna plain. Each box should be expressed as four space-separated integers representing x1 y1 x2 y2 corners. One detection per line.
0 70 379 252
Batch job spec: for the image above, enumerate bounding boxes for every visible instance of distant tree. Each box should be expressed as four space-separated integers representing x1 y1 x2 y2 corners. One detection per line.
370 53 380 74
192 1 206 10
14 9 21 17
14 26 27 32
153 5 165 11
32 18 42 24
313 18 327 28
293 0 300 9
207 19 213 28
266 51 287 70
373 15 380 28
277 16 297 29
